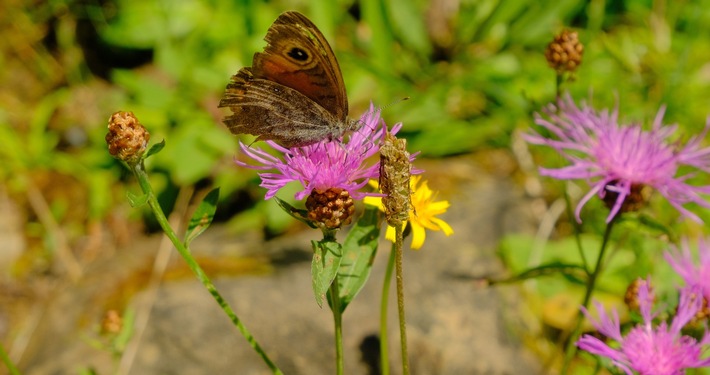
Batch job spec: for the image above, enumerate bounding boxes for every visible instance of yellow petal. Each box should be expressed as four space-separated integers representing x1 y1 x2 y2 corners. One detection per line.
364 196 384 210
385 224 396 243
409 221 427 250
431 217 454 236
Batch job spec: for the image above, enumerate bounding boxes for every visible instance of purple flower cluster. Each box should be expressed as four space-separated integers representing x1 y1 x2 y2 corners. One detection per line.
578 279 710 374
236 105 401 200
525 94 710 223
666 238 710 311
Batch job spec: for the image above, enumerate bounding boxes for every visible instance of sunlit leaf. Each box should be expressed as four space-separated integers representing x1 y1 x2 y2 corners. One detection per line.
329 205 381 313
311 240 342 308
144 140 165 159
184 188 219 246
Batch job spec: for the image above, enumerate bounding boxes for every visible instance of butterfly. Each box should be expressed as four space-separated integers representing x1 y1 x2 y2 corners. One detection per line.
219 11 357 148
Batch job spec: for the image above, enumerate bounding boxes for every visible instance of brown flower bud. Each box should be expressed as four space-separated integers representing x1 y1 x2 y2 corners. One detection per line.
602 182 652 215
106 111 150 164
306 188 355 229
545 30 584 73
379 133 411 227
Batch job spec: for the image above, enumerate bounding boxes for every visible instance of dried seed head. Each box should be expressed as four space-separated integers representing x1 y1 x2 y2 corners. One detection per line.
545 30 584 73
602 182 653 216
379 133 411 227
106 111 150 164
305 188 355 229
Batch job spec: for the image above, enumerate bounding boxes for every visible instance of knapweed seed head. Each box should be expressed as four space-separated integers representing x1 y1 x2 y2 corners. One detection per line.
106 111 150 165
525 94 710 223
305 188 355 230
545 29 584 74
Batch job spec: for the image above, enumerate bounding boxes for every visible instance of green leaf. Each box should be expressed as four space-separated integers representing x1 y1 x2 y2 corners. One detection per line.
144 139 165 159
311 240 343 307
184 188 219 246
329 205 381 313
636 214 677 243
485 262 587 286
273 196 318 229
126 191 149 207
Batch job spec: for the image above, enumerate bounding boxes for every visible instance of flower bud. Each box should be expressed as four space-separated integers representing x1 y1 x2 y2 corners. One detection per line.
106 111 150 164
306 188 355 229
545 30 584 73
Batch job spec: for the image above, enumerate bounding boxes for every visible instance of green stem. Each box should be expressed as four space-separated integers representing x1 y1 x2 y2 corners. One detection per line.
379 244 396 375
0 340 20 375
394 224 410 375
564 190 588 272
329 278 344 375
555 72 563 99
131 162 282 374
561 216 617 372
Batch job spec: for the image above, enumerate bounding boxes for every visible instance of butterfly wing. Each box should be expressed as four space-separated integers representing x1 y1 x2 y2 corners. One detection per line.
219 67 346 148
251 11 348 122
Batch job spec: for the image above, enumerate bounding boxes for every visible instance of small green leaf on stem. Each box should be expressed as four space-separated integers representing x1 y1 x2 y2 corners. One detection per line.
484 262 587 286
184 187 220 246
312 240 343 307
144 139 166 159
126 191 149 207
274 196 318 228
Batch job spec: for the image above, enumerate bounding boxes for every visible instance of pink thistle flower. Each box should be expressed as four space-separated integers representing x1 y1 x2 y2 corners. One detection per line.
665 238 710 303
525 94 710 223
236 105 401 200
577 279 710 375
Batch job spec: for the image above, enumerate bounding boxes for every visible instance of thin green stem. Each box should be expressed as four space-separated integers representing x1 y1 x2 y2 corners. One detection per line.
561 216 617 372
555 72 563 100
0 340 20 375
394 223 410 375
329 278 344 375
564 190 588 272
379 244 396 375
131 162 282 374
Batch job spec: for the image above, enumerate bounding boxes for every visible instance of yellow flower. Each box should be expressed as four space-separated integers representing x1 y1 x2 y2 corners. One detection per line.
365 176 453 249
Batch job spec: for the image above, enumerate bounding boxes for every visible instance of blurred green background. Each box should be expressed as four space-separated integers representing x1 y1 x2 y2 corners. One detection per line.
4 0 710 341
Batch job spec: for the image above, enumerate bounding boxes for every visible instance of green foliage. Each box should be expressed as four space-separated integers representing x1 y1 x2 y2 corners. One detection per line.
329 205 381 313
6 0 710 281
184 187 219 246
311 240 343 308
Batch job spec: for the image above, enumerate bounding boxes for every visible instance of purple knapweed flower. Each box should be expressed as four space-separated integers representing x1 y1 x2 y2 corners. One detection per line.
525 94 710 223
665 238 710 304
236 105 401 200
577 279 710 374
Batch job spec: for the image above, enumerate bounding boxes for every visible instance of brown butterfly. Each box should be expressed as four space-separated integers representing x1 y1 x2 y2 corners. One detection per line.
219 11 357 148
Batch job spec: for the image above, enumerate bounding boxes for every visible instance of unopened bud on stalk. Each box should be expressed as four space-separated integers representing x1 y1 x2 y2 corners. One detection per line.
545 30 584 74
306 188 355 230
106 111 150 165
